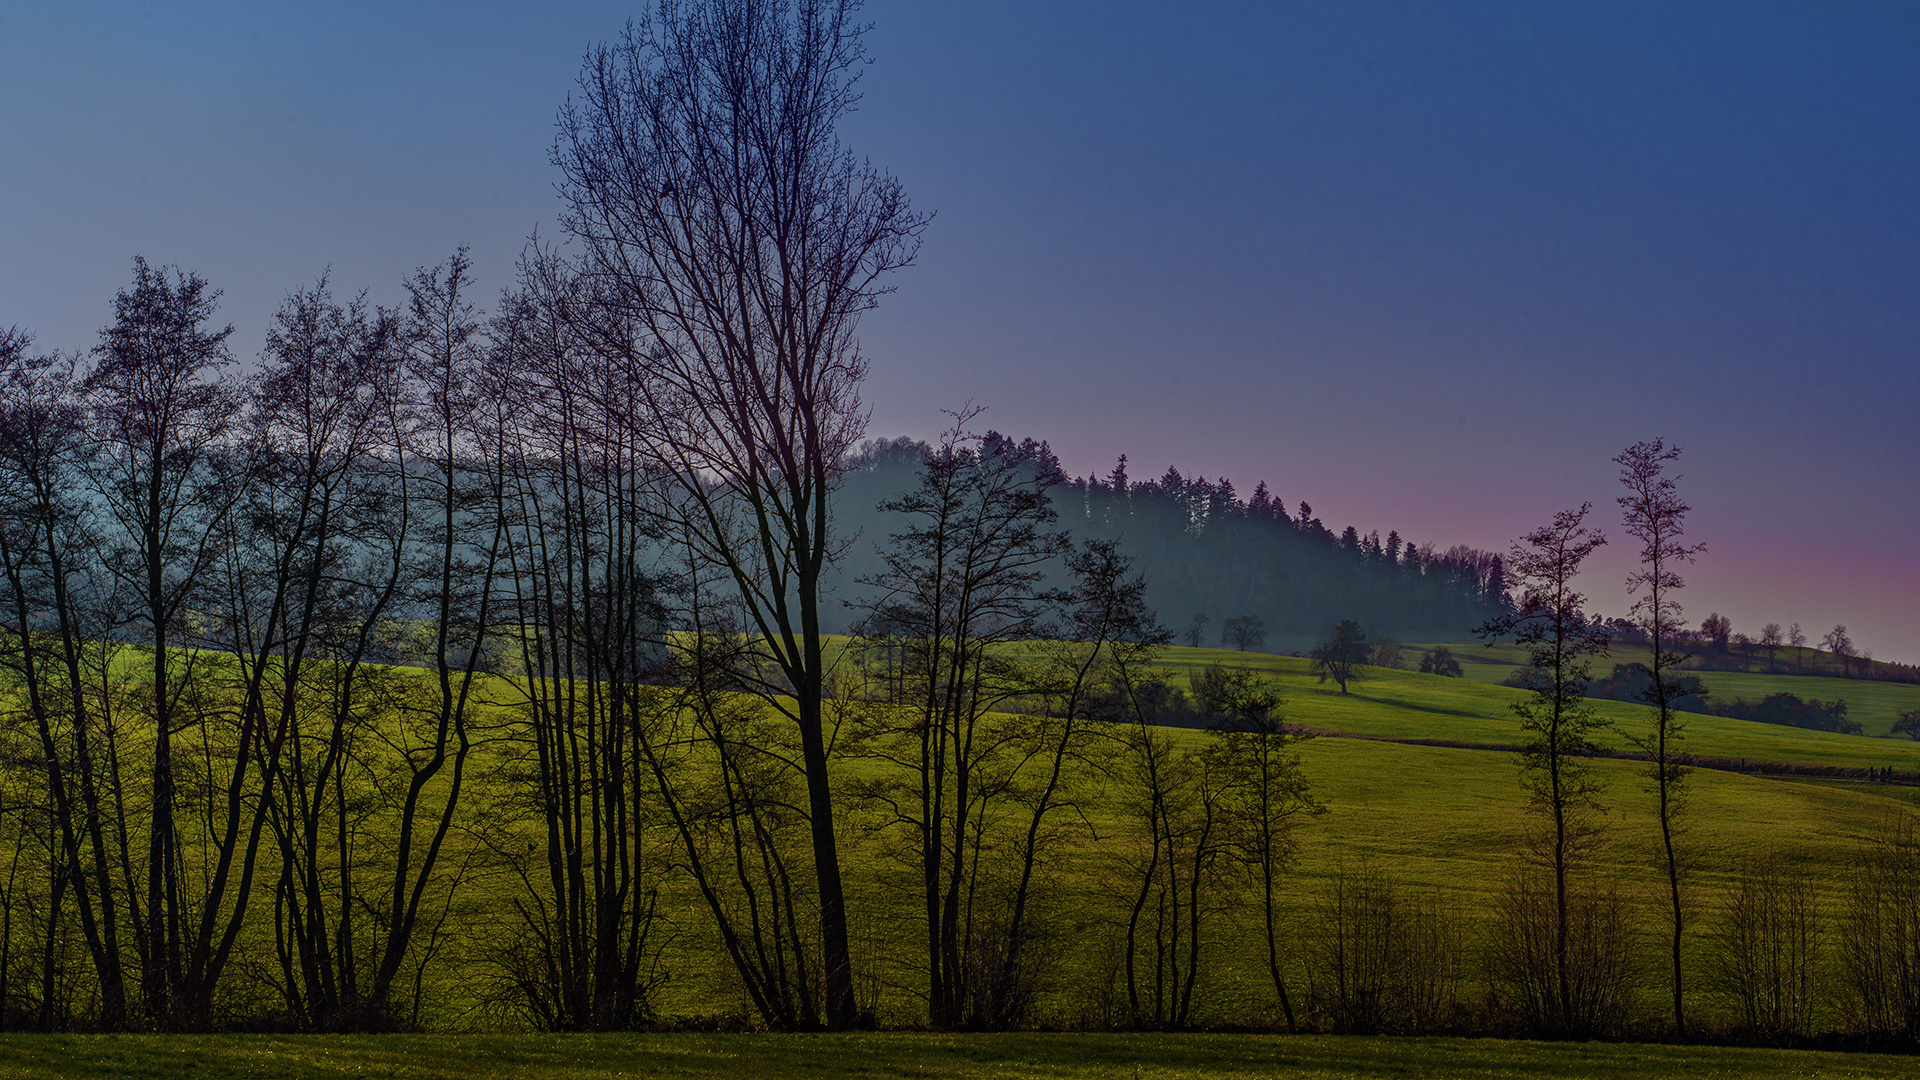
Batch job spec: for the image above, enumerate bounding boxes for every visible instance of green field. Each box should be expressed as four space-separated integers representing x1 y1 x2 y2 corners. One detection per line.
1415 641 1920 737
450 642 1920 1029
1 1032 1914 1080
1153 645 1920 768
11 638 1920 1037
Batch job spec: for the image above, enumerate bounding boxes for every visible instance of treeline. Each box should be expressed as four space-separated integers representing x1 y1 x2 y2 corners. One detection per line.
832 437 1510 651
1606 617 1916 685
0 252 1336 1034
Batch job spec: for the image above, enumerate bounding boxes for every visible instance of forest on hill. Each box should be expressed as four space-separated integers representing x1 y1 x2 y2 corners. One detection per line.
833 436 1509 651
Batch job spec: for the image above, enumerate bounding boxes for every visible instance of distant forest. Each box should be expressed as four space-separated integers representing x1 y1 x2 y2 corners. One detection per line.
831 435 1509 650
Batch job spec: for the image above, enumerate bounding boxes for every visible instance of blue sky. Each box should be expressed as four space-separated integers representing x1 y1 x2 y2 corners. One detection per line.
3 1 1916 659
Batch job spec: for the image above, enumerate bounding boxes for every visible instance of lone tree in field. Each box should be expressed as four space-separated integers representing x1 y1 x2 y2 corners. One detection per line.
1615 439 1706 1037
552 0 927 1030
1222 614 1267 651
1894 711 1920 740
1482 503 1610 1034
1309 619 1369 693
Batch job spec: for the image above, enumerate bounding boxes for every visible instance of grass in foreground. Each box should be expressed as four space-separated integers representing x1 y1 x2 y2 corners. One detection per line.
0 1033 1914 1080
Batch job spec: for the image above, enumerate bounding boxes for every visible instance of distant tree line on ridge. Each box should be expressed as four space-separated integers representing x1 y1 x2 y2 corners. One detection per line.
832 438 1511 651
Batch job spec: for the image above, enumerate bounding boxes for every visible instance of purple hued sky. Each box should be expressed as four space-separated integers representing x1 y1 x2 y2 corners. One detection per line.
3 2 1916 659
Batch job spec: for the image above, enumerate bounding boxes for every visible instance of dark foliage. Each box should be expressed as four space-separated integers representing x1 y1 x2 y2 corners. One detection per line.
1587 663 1709 713
1711 693 1860 735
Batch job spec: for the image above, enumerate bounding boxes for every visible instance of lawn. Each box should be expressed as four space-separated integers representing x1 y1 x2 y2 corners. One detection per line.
0 1033 1913 1080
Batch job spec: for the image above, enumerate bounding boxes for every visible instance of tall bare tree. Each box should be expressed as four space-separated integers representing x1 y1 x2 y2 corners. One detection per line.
487 262 670 1030
1614 439 1705 1036
552 0 927 1028
0 333 127 1026
1483 504 1609 1033
84 258 248 1027
850 423 1069 1027
243 276 412 1029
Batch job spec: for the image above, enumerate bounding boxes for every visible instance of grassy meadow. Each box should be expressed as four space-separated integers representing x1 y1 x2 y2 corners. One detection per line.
611 642 1920 1028
1418 640 1920 737
11 637 1919 1040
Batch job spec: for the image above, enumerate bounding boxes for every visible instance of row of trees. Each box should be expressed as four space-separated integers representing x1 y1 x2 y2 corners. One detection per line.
0 0 927 1031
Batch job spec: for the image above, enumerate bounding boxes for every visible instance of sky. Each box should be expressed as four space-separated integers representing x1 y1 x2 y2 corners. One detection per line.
2 1 1916 660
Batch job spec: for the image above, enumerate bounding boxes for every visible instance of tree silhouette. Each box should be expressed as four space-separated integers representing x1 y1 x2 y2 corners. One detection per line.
1310 620 1369 693
550 0 927 1029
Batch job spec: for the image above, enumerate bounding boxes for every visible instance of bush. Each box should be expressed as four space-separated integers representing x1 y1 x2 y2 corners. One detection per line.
1711 693 1858 735
1837 815 1920 1038
1304 866 1466 1033
1709 854 1821 1041
1484 867 1640 1036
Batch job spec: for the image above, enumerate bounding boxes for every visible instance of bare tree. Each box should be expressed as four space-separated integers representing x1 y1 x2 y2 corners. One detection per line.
243 275 417 1030
1309 620 1368 694
1204 673 1321 1030
1221 615 1266 652
485 263 671 1031
984 540 1160 1029
83 258 249 1027
1836 814 1920 1038
353 252 505 1020
1759 623 1783 672
1822 625 1854 678
1615 439 1705 1036
1711 853 1821 1040
551 0 927 1028
0 333 128 1026
1482 504 1609 1033
1307 866 1465 1034
849 421 1068 1028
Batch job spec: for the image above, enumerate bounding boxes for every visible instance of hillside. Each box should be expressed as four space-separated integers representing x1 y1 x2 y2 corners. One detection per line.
1418 640 1920 737
830 438 1507 648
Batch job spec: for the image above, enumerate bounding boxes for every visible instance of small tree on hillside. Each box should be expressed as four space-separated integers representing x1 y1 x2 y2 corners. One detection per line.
1759 623 1783 672
1822 625 1854 678
1310 620 1369 694
1700 613 1731 655
1419 647 1464 678
1370 638 1405 670
1893 711 1920 741
1184 612 1210 649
